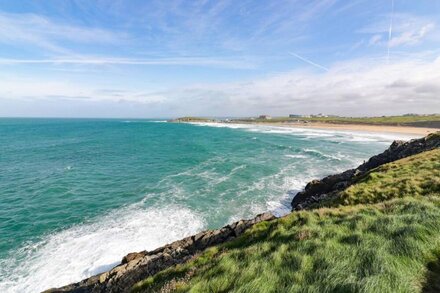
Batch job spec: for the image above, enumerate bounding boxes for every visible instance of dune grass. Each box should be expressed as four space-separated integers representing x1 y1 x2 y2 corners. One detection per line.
133 149 440 293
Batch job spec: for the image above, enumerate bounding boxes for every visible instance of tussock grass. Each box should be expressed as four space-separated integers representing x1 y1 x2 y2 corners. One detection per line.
133 149 440 293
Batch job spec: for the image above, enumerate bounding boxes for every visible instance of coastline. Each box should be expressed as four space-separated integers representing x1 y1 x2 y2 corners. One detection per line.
49 132 440 292
6 119 407 292
216 121 439 136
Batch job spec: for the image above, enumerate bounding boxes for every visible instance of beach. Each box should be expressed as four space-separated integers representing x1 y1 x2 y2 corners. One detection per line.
226 121 440 137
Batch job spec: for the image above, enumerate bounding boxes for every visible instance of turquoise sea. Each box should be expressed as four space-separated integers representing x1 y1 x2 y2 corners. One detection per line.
0 119 415 292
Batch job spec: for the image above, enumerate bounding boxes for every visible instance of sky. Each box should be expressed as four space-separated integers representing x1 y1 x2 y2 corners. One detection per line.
0 0 439 118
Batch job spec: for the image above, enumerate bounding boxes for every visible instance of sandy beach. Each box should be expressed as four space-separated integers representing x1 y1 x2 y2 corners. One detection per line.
228 121 440 136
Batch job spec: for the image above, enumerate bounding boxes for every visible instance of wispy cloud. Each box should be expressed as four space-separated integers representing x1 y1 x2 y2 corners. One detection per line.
361 13 437 50
389 23 435 47
288 52 329 71
298 0 338 21
0 56 256 69
0 12 124 54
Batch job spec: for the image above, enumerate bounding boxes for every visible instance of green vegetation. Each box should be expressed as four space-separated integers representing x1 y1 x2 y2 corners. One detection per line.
235 114 440 127
173 117 215 122
339 149 440 206
133 149 440 293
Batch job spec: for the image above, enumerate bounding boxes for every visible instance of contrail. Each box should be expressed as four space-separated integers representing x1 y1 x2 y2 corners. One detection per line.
288 52 329 72
387 0 394 63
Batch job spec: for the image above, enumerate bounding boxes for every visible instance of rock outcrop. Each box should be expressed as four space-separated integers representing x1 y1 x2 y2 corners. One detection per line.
291 132 440 210
45 212 275 293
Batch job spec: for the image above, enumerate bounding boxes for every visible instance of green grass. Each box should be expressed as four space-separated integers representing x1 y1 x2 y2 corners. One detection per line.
235 114 440 126
173 117 214 122
133 149 440 293
338 149 440 206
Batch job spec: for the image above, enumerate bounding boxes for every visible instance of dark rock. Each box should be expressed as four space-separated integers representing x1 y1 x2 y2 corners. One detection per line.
121 252 146 264
46 212 276 293
334 181 349 190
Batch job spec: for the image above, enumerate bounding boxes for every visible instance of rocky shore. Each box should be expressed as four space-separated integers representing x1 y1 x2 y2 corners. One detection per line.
47 132 439 293
291 132 440 210
45 213 275 293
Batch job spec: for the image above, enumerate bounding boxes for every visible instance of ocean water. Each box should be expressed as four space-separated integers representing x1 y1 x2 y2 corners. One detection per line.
0 118 415 292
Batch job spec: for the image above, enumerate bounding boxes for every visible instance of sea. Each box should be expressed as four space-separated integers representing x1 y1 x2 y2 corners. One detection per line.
0 118 416 292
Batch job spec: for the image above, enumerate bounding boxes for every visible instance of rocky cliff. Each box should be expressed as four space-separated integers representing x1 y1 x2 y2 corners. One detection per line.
45 213 275 293
291 132 440 210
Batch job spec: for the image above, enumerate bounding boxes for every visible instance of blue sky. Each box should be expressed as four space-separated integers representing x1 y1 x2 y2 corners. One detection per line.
0 0 439 117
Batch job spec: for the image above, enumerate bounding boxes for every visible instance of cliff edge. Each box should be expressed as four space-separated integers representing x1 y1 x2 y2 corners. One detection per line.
291 132 440 210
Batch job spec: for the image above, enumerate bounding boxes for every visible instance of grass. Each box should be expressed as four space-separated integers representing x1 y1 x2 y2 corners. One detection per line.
339 149 440 206
173 117 214 122
133 149 440 293
234 114 440 126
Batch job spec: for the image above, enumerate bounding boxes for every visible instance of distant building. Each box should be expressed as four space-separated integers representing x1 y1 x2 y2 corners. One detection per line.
289 114 302 118
259 115 272 120
311 113 328 118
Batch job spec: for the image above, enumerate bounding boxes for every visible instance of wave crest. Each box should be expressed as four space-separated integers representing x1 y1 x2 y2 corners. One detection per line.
0 205 204 293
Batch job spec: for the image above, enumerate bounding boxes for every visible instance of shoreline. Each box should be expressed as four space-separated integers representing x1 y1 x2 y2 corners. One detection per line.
50 133 440 292
216 121 440 136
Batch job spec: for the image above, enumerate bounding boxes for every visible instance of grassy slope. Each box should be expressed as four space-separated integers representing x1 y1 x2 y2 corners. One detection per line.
134 149 440 293
235 114 440 126
340 149 440 205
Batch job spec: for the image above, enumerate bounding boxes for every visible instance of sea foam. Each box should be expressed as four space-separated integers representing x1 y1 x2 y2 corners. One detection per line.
1 120 416 293
0 205 204 293
190 122 417 142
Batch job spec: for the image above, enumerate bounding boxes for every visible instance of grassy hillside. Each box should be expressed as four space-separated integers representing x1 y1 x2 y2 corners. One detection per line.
133 149 440 293
339 149 440 205
235 114 440 127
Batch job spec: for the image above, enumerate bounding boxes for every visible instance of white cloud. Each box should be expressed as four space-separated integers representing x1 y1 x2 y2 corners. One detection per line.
143 56 440 116
389 23 435 47
1 56 440 117
0 77 166 105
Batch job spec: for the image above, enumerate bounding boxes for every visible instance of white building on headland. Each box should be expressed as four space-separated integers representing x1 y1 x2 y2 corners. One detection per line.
259 115 272 120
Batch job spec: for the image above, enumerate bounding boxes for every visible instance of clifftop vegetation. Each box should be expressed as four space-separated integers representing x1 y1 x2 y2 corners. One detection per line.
235 114 440 127
171 117 214 122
